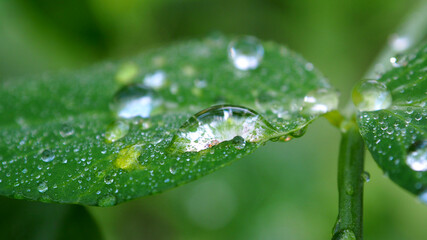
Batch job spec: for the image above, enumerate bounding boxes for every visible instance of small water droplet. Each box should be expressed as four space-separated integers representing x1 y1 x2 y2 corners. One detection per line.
418 190 427 204
228 36 264 71
361 171 371 183
105 120 130 143
389 54 407 68
41 149 55 162
104 175 114 185
98 195 117 207
290 126 308 138
168 105 277 153
345 184 354 195
111 84 161 119
169 167 177 175
231 136 246 150
114 144 144 170
303 88 339 114
332 229 356 240
143 70 167 89
115 62 139 84
406 140 427 172
59 124 74 138
37 182 48 193
352 80 392 112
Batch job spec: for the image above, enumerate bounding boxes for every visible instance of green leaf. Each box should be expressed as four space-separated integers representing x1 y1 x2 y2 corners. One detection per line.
0 197 103 240
0 35 336 206
356 43 427 195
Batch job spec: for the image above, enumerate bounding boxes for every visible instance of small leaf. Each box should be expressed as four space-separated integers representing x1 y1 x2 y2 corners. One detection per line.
0 35 336 206
356 43 427 195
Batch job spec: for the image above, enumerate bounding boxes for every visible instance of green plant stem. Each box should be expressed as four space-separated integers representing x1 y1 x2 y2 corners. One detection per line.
332 122 365 240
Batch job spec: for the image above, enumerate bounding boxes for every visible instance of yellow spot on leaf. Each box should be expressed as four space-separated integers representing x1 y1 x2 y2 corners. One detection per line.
114 144 144 170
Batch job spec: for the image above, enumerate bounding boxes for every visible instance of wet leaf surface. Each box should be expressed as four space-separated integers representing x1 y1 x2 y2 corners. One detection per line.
0 35 335 206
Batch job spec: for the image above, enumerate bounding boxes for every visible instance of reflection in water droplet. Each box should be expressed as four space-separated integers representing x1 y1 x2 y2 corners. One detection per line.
143 70 167 89
111 84 161 119
290 126 308 138
168 105 277 153
115 62 139 84
104 176 114 185
389 54 407 68
352 80 392 112
228 36 264 71
41 150 55 162
303 88 339 114
98 195 117 207
114 144 144 170
406 140 427 172
37 182 48 193
59 124 74 138
232 136 246 150
105 120 129 143
361 171 371 183
333 229 356 240
169 167 177 175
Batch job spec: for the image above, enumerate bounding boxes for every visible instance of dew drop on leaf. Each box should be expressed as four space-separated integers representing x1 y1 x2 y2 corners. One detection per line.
361 171 371 183
168 105 277 153
389 54 408 68
98 195 117 207
406 140 427 172
110 84 161 119
302 88 339 114
228 36 264 71
105 120 130 143
59 124 74 138
37 182 48 193
352 80 392 112
104 176 114 185
231 136 246 150
41 149 55 162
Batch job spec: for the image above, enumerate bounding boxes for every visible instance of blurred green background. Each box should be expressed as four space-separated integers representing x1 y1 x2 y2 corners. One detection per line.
1 0 427 239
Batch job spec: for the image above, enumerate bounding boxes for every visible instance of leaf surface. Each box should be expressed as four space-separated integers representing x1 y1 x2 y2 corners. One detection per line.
0 35 334 205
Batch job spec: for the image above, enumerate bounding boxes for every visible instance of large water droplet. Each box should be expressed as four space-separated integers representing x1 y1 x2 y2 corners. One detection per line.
98 195 117 207
352 80 392 112
303 88 339 114
114 144 144 170
41 149 55 162
168 105 277 152
37 182 48 193
228 36 264 71
406 140 427 172
105 120 130 143
111 84 161 119
59 124 74 138
143 70 167 89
